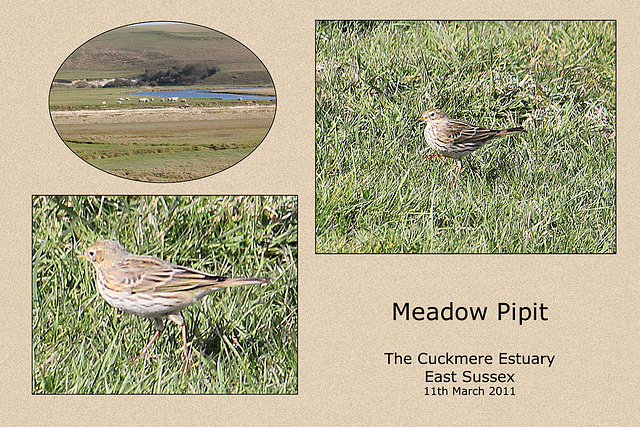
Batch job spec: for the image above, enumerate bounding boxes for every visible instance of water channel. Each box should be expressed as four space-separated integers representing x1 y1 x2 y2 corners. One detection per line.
127 87 275 100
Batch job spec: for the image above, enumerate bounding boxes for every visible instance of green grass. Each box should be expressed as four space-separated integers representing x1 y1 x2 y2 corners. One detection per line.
316 20 615 253
86 146 259 183
32 196 297 394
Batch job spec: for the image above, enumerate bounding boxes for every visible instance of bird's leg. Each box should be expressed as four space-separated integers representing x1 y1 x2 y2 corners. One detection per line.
446 159 462 177
181 323 189 371
133 318 164 362
168 313 190 371
426 153 441 160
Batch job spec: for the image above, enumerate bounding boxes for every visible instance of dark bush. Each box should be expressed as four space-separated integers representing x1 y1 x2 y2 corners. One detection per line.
137 63 219 86
103 78 136 88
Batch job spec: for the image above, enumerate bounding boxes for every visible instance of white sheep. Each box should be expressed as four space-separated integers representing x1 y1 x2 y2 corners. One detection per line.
181 99 186 102
117 100 122 104
101 101 106 105
125 97 130 100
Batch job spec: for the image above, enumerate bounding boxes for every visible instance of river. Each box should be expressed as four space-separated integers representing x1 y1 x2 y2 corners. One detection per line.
126 87 275 100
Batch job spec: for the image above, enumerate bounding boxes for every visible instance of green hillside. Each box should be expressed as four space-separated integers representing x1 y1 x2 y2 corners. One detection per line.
55 23 272 86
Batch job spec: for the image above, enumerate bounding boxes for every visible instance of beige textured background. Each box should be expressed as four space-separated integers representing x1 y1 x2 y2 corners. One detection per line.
1 1 638 425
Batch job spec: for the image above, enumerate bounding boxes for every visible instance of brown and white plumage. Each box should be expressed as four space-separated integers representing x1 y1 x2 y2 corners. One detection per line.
418 109 525 175
78 239 271 368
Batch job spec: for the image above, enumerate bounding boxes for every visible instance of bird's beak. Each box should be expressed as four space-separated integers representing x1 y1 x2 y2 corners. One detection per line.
417 116 426 122
77 254 87 260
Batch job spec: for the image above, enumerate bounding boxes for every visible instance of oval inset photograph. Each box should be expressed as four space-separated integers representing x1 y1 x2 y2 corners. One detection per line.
49 22 276 183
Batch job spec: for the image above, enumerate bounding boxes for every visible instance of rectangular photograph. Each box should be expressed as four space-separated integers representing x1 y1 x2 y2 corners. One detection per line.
32 195 297 394
315 20 616 254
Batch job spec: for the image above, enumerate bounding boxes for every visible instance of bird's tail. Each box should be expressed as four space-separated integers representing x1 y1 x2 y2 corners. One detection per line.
496 127 525 136
216 276 273 288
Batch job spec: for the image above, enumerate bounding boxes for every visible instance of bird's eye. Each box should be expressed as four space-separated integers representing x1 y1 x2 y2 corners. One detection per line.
88 250 96 258
430 111 436 118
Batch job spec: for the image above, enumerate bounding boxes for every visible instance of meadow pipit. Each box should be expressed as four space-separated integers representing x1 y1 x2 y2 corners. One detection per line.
78 239 271 369
418 109 525 175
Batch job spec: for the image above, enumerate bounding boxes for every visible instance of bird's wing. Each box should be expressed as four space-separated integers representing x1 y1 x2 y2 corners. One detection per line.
155 264 228 292
440 120 497 145
104 256 227 294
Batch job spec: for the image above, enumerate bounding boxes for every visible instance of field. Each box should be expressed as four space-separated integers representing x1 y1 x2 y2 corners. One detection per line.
32 195 298 394
315 21 616 253
217 87 276 96
51 101 275 182
49 23 276 182
49 85 276 109
56 116 273 182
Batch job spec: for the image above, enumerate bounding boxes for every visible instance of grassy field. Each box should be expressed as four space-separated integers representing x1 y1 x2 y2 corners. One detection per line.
56 117 273 182
218 87 276 97
32 196 297 394
49 85 276 110
316 21 616 253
